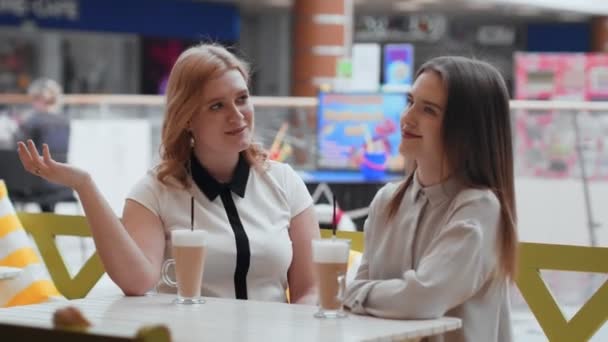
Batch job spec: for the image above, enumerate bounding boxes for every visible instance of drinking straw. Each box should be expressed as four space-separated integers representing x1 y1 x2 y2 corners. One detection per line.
332 196 337 237
270 122 289 159
190 196 194 231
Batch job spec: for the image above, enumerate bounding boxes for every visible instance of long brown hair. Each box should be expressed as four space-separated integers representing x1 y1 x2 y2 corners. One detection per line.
157 43 267 187
387 56 518 278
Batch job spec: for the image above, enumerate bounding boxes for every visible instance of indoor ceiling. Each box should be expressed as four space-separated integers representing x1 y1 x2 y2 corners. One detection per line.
202 0 604 19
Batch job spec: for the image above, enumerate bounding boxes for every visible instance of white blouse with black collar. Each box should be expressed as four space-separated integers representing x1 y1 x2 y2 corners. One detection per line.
127 154 313 303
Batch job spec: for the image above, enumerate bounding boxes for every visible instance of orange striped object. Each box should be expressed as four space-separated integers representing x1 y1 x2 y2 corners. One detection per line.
0 180 62 307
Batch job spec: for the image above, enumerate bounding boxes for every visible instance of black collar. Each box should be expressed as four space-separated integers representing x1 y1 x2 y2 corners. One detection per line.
190 152 250 201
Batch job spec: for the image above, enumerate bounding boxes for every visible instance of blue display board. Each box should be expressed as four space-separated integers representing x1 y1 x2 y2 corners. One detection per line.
316 92 407 172
526 23 590 53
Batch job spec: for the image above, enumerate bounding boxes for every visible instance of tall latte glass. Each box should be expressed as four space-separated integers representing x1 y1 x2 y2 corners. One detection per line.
312 238 350 319
161 229 207 304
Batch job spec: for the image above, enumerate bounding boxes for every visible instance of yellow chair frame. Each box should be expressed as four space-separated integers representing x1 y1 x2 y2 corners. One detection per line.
17 212 105 299
516 242 608 342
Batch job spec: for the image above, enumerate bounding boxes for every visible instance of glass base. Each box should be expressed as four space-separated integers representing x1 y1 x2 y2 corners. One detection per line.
173 297 205 305
314 309 347 319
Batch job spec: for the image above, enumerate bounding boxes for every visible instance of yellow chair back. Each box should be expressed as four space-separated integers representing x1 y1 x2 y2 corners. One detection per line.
516 242 608 342
17 212 105 299
1 180 63 307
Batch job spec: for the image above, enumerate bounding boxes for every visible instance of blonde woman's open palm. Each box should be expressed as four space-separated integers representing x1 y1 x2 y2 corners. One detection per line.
17 139 90 191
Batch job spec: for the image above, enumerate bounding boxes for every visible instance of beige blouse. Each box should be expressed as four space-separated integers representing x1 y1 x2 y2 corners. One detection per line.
344 174 513 342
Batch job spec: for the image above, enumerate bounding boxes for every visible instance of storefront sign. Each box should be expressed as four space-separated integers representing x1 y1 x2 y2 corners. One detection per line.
0 0 239 40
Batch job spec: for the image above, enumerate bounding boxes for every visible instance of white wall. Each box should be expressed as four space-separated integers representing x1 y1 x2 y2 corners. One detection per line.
516 178 608 246
68 119 151 215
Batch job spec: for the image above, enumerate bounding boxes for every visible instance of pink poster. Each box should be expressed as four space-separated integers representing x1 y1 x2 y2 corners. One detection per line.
514 53 608 180
585 54 608 100
514 52 585 101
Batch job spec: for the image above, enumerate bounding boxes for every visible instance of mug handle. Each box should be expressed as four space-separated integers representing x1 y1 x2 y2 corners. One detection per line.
161 259 177 288
336 273 346 305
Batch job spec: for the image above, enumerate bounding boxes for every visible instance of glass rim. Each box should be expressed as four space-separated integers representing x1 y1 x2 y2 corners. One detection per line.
312 237 351 244
170 228 207 247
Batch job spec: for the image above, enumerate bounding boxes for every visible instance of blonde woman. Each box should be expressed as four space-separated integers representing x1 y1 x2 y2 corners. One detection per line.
17 44 319 304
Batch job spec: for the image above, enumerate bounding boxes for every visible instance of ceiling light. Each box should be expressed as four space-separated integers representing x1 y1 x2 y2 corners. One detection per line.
394 1 423 11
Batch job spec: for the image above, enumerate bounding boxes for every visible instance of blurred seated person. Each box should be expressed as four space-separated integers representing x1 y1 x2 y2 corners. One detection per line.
18 78 72 212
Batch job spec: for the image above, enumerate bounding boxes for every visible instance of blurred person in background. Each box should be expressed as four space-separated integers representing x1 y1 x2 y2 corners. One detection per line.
21 78 71 156
344 56 518 342
17 43 319 304
19 78 72 212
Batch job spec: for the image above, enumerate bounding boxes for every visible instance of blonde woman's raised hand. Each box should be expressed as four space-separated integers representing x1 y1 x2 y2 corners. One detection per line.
17 139 90 191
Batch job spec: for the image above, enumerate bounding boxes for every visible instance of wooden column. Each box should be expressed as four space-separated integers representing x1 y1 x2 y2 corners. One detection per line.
291 0 348 96
592 17 608 52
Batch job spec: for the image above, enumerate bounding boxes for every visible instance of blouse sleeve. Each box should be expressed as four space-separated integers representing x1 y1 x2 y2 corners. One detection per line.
280 163 313 219
344 191 501 319
352 185 386 281
126 170 163 218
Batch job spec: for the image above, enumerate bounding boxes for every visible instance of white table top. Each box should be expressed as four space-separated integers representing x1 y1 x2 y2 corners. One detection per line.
0 266 22 280
0 294 461 341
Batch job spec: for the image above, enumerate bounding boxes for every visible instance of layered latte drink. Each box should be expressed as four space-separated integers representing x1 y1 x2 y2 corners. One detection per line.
312 238 350 318
161 229 207 304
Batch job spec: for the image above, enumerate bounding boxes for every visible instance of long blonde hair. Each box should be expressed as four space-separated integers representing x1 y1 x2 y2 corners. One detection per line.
157 43 267 188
